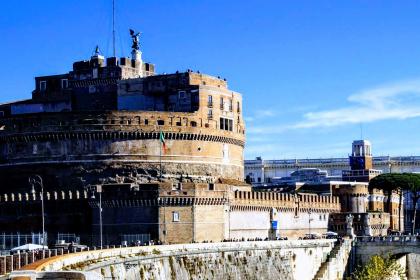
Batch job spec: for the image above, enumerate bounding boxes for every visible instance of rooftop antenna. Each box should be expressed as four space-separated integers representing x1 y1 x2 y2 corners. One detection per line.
112 0 116 57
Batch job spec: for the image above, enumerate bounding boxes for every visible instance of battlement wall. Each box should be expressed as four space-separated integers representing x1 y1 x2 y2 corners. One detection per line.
232 191 341 213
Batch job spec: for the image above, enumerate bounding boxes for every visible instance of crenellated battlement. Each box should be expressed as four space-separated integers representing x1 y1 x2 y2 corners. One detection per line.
232 191 341 213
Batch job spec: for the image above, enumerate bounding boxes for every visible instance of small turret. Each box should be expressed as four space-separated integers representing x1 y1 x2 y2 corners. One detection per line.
350 140 373 170
342 139 382 182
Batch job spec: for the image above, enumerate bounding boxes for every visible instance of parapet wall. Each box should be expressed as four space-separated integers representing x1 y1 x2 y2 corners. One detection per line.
11 240 335 280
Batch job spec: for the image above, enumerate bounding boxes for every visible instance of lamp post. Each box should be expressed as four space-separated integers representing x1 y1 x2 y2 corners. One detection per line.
89 185 103 249
308 209 313 236
29 175 46 248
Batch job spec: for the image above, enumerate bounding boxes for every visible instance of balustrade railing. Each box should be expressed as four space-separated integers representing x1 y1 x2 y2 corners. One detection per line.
354 235 420 243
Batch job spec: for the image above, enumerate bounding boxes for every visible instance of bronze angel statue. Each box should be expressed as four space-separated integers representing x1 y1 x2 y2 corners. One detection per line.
129 29 141 51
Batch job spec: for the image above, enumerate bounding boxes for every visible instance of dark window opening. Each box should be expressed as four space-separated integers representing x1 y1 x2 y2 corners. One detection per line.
191 121 197 127
176 121 181 126
145 119 149 125
157 120 164 126
219 117 233 131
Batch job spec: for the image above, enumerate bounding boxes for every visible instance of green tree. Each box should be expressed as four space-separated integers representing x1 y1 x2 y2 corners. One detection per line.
369 173 420 233
348 255 406 280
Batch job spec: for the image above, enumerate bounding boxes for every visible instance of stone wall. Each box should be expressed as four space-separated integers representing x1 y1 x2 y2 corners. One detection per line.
406 253 420 280
0 183 342 244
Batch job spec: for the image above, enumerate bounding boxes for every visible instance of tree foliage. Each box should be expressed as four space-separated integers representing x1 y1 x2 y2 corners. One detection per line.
370 173 420 192
348 255 406 280
369 173 420 233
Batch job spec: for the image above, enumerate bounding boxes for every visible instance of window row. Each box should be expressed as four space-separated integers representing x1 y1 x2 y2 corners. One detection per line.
207 95 240 112
39 79 69 92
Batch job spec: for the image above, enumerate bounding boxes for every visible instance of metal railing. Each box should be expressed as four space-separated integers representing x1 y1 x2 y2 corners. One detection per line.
0 233 45 251
0 245 123 277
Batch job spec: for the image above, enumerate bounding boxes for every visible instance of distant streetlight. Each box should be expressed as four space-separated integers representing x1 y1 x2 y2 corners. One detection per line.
29 175 46 248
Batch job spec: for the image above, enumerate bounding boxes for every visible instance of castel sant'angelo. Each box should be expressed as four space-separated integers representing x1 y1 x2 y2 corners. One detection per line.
0 31 400 245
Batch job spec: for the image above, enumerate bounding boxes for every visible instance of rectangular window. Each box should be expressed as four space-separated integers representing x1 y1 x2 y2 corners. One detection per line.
219 117 233 131
237 101 240 113
61 79 69 89
208 95 213 107
172 211 180 222
208 109 213 119
172 183 182 191
220 97 224 109
40 81 47 92
229 99 233 111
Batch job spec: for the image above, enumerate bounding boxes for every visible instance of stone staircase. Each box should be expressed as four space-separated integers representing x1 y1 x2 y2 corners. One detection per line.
313 239 352 280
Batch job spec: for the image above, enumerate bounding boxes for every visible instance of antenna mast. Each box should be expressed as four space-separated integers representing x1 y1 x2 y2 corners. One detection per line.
112 0 116 57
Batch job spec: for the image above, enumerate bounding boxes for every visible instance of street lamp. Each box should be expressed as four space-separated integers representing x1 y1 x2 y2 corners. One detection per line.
29 175 46 248
88 185 103 249
308 209 313 236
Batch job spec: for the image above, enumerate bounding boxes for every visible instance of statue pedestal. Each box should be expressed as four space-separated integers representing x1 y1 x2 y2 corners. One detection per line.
132 49 142 61
131 50 143 77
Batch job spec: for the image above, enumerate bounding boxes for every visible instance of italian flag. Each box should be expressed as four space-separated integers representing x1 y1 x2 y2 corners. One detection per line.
159 131 166 153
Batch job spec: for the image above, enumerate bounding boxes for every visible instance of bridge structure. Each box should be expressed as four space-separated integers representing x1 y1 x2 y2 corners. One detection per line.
353 235 420 279
354 235 420 263
9 240 341 280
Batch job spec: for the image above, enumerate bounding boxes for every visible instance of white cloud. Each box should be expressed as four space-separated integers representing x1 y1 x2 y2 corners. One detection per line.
244 109 277 123
248 79 420 134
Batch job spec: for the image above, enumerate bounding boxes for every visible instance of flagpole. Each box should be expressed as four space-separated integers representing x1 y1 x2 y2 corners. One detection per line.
159 132 162 180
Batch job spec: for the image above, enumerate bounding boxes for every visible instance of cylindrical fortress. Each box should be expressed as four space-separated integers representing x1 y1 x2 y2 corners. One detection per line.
0 110 245 189
0 50 247 242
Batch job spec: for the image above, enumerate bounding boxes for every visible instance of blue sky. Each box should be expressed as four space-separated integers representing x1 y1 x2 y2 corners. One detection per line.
2 1 420 159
